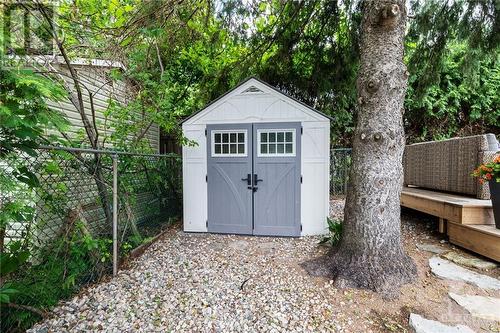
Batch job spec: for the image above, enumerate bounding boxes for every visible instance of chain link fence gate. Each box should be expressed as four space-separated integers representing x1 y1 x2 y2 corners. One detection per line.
1 146 181 330
330 148 352 196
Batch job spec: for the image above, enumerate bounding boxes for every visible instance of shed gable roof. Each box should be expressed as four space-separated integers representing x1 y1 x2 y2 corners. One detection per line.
181 77 332 125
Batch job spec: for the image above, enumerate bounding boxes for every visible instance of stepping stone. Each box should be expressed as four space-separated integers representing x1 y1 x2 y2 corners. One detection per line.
408 313 475 333
442 251 497 270
449 293 500 321
416 243 448 254
429 257 500 290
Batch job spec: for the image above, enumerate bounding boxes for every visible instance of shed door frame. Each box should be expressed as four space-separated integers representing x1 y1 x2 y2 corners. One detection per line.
206 122 301 236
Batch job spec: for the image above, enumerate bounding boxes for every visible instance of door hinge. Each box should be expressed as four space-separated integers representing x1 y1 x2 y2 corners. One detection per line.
300 175 303 183
301 127 303 135
300 224 303 231
206 220 208 228
206 174 208 182
205 129 207 136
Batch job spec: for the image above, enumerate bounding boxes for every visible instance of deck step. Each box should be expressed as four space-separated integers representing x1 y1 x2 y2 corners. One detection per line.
447 222 500 262
401 187 498 262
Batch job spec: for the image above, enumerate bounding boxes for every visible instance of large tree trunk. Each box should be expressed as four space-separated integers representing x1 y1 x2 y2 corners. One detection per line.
304 0 416 297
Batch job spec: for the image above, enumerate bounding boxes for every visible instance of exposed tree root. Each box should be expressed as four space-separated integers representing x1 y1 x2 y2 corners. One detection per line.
301 248 417 299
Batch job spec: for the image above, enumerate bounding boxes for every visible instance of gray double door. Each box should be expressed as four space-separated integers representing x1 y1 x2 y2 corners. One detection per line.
207 122 301 237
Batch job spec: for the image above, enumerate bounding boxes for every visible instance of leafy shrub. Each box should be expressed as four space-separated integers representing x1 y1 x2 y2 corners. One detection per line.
0 241 30 304
320 218 343 246
0 225 112 333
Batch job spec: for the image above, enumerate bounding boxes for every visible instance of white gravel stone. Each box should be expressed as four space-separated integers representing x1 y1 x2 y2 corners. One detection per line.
27 233 341 332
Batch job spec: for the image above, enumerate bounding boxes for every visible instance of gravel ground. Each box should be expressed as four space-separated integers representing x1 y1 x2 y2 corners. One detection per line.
28 199 500 333
29 233 341 332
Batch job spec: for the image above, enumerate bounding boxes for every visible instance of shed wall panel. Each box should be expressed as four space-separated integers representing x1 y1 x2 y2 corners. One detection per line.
182 125 208 232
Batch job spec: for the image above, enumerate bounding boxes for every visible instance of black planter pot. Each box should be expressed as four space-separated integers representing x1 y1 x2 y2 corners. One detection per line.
490 180 500 229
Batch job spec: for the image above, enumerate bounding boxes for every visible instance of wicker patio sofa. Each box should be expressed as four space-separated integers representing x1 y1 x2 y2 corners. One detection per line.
403 134 500 199
401 134 500 261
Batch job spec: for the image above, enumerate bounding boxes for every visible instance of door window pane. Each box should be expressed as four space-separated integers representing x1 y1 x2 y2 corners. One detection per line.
212 130 247 156
261 132 267 142
257 129 295 156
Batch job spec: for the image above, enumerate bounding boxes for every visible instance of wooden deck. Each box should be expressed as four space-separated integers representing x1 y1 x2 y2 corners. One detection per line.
401 187 499 262
401 187 494 225
447 223 500 262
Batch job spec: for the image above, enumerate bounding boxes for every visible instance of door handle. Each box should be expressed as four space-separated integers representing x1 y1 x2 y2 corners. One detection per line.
241 174 251 186
253 174 263 192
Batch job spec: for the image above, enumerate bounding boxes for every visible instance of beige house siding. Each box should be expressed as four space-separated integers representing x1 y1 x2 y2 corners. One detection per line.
45 61 159 152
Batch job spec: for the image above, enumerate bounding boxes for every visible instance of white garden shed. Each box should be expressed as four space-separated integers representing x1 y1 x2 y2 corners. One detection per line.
182 77 331 236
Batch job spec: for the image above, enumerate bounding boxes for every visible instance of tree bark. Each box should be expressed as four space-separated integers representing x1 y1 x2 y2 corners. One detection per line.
303 0 416 298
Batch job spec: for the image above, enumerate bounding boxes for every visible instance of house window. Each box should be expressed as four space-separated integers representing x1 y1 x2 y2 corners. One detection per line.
212 130 247 157
258 129 296 157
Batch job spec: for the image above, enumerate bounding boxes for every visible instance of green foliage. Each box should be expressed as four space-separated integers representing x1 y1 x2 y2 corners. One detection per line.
0 54 68 157
0 241 30 304
0 54 74 332
0 224 112 332
405 44 499 142
3 0 498 149
246 1 360 145
0 242 30 279
93 0 498 147
320 218 343 246
407 0 499 97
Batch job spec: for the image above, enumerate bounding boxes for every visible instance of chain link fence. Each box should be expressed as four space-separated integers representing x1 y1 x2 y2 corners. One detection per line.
330 148 352 197
0 146 181 330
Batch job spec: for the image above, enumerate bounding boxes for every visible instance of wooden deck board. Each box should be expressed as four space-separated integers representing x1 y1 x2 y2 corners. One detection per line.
402 187 492 208
401 187 498 262
401 187 494 225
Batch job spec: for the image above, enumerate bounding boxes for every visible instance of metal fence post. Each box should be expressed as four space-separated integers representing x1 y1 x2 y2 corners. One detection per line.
112 154 118 276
